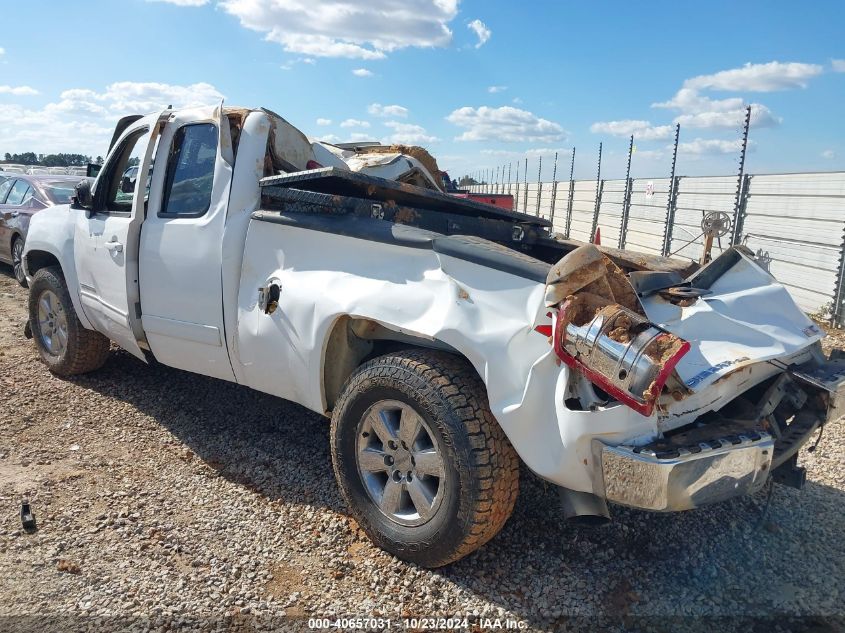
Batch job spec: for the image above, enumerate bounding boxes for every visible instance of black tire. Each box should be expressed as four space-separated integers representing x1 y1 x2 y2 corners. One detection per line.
12 236 27 287
28 266 111 376
331 349 519 568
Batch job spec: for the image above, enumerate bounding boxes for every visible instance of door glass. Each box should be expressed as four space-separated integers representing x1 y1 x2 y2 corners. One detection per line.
98 128 151 213
0 179 13 203
5 181 31 206
160 123 217 217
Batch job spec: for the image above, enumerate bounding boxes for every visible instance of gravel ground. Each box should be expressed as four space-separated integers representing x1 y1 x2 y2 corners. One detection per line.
0 266 843 632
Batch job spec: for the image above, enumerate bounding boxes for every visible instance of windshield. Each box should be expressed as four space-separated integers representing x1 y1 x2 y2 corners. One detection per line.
42 180 82 204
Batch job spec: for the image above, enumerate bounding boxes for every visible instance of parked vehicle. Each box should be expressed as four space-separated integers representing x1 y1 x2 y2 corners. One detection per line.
0 174 86 286
441 170 515 210
22 105 844 568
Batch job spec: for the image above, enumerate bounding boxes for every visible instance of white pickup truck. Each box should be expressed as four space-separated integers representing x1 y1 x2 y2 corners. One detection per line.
22 105 844 568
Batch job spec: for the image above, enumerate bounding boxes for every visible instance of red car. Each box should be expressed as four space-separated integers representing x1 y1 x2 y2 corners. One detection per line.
0 174 86 286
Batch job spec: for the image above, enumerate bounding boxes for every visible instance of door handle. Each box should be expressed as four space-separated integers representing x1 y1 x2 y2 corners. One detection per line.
10 211 19 218
105 239 124 253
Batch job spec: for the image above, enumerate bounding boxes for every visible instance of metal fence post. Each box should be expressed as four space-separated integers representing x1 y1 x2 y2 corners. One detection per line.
535 156 543 216
513 160 520 212
549 152 559 226
619 135 634 249
565 147 575 238
663 175 681 256
662 124 681 256
523 158 529 214
731 105 752 244
590 143 603 242
733 173 752 244
834 223 845 328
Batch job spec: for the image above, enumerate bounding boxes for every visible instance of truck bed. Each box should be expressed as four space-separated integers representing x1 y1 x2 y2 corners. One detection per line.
258 168 697 277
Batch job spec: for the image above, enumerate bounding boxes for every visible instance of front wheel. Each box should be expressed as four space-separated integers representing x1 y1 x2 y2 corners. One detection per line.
28 266 111 376
330 349 519 568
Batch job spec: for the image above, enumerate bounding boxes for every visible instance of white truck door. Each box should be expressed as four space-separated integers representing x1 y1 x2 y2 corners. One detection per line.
137 105 236 382
73 114 164 361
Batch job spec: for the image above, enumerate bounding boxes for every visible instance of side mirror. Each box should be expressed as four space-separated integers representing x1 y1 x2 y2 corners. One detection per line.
86 163 102 179
71 179 95 212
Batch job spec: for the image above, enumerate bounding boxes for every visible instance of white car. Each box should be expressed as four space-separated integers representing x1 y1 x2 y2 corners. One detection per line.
22 105 844 567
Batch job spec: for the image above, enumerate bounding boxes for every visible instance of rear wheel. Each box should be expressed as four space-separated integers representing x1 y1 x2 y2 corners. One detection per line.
330 349 519 568
12 237 26 287
28 266 111 376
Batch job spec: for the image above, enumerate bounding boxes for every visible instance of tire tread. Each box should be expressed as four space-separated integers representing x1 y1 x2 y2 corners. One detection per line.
29 266 111 375
331 349 519 567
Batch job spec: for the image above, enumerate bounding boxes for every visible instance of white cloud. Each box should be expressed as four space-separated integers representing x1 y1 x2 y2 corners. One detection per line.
832 59 845 73
633 149 665 160
340 118 370 128
821 149 836 159
0 47 5 56
316 118 332 126
487 85 507 93
653 88 779 129
653 87 742 112
367 103 408 118
467 19 491 48
219 0 457 59
674 103 778 129
590 119 674 140
481 147 569 157
352 68 373 77
280 57 316 70
146 0 209 5
316 133 340 143
684 61 823 92
95 81 223 112
346 132 374 142
0 85 39 96
0 81 224 156
677 138 749 155
511 97 523 104
385 121 439 144
447 106 566 143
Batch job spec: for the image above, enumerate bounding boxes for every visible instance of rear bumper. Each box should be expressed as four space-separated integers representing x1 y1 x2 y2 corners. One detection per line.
595 433 774 512
594 354 845 512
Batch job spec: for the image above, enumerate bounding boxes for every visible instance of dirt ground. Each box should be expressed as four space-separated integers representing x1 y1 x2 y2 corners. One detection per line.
0 265 843 632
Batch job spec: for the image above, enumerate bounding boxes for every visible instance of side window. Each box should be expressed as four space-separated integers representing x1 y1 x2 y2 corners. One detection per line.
97 127 149 213
6 181 31 206
0 179 14 204
160 123 217 217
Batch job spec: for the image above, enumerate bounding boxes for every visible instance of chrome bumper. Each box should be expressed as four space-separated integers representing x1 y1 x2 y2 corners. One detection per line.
595 433 774 512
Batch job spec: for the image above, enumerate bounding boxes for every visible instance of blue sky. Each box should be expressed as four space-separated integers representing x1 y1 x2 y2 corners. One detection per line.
1 0 843 179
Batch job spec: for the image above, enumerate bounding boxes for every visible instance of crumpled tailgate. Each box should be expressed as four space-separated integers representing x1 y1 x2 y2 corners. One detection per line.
640 249 824 393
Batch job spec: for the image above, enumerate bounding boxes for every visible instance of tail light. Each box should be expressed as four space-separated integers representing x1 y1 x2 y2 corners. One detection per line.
553 300 690 417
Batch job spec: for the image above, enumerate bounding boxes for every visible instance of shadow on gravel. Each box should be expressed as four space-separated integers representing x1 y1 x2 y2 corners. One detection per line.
70 349 845 630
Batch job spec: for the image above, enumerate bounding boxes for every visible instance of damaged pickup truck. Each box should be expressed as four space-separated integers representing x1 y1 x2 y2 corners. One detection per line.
22 105 845 568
